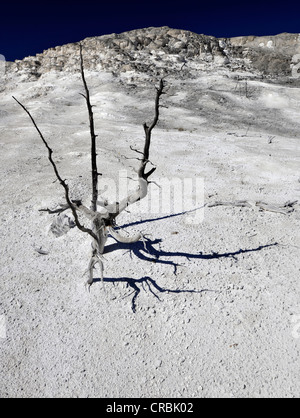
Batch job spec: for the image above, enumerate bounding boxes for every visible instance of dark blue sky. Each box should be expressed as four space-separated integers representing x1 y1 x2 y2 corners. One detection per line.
1 0 300 62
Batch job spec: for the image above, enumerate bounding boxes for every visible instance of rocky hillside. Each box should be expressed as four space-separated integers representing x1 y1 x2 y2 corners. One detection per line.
4 27 300 82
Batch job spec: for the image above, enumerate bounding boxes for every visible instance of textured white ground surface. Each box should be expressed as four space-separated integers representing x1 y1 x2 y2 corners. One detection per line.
0 69 300 398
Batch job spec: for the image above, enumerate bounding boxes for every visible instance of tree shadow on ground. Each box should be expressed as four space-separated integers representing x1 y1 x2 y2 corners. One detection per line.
94 209 278 311
104 236 278 275
96 234 278 312
94 275 214 313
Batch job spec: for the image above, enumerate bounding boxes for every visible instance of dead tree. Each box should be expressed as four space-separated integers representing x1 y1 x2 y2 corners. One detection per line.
13 45 166 286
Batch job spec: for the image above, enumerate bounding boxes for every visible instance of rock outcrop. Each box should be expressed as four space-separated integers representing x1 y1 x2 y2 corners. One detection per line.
4 27 300 81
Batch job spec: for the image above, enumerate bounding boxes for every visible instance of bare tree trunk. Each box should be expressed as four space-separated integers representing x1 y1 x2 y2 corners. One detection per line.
79 45 107 284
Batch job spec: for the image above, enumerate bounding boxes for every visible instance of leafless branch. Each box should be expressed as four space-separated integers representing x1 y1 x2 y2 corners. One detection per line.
109 79 166 220
12 96 98 242
130 145 144 155
79 43 98 212
139 78 165 180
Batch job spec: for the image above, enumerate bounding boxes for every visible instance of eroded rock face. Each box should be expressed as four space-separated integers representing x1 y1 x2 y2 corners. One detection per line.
4 27 300 81
230 33 300 76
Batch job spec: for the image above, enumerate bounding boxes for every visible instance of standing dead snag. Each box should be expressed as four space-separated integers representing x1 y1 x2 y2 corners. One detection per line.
13 46 166 287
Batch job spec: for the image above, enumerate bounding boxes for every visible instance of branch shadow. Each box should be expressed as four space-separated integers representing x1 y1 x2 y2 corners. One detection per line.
96 210 278 312
104 236 278 275
118 206 204 230
98 238 278 312
93 275 215 313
